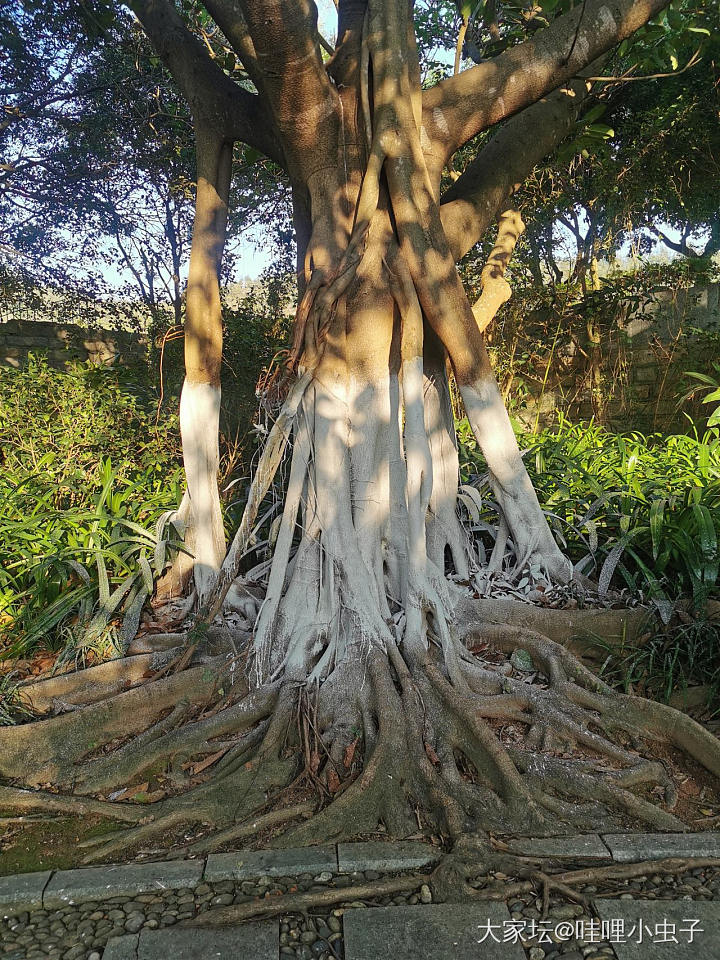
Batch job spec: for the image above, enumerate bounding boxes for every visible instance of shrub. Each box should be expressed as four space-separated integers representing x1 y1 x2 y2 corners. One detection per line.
458 414 720 615
0 356 184 659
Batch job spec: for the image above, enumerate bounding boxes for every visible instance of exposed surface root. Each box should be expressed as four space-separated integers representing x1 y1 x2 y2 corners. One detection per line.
0 786 146 823
0 664 221 787
187 875 426 926
183 846 720 926
5 601 717 862
429 835 720 907
16 654 159 713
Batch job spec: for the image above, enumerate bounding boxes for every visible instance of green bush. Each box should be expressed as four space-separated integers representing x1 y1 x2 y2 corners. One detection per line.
458 415 720 614
0 356 184 659
597 618 720 711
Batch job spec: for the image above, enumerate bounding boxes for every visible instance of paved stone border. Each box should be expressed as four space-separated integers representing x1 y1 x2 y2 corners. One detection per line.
43 861 205 910
103 923 278 959
602 833 720 863
343 902 523 960
501 835 612 861
205 846 337 882
102 935 139 960
594 898 720 959
3 860 720 960
0 870 52 917
337 841 441 873
2 834 720 919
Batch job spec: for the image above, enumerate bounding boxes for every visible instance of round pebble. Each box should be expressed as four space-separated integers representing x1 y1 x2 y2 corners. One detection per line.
0 861 717 960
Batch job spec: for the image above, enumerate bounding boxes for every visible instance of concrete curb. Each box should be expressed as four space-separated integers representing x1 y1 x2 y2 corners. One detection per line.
2 834 719 919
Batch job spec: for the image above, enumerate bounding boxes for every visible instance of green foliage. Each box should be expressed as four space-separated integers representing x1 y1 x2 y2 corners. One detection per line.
461 258 720 435
0 671 35 726
597 618 720 713
0 356 184 658
458 415 720 616
682 363 720 430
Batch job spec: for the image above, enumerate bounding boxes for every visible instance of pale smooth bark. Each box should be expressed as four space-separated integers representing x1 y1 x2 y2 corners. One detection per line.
179 380 225 597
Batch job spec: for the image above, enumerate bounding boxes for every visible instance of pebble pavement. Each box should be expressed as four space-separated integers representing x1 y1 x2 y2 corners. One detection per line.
2 865 720 960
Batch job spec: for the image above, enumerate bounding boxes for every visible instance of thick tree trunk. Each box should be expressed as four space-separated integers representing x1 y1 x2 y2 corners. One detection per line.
158 132 232 604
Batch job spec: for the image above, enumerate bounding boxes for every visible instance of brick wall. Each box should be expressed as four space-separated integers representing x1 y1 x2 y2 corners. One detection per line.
508 283 720 433
0 320 147 369
2 283 719 435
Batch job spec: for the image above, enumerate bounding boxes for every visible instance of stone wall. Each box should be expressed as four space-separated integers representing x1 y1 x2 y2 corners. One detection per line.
507 283 720 434
0 319 147 369
2 283 719 435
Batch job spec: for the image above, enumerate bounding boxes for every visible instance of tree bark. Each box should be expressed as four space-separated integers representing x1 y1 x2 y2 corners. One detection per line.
171 131 233 603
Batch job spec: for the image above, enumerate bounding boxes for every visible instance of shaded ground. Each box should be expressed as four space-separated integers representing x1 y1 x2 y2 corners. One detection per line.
0 817 122 877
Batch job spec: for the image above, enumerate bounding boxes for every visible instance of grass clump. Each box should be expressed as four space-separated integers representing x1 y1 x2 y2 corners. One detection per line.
0 355 184 660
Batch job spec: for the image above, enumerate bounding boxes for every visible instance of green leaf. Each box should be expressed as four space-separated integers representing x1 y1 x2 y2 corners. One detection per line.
649 499 666 561
581 104 607 125
121 585 149 643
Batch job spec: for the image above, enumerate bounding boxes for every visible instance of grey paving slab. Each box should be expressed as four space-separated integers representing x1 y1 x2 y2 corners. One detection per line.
44 859 204 908
603 832 720 862
136 923 277 959
502 834 611 860
343 903 524 960
102 934 139 960
0 870 52 918
338 841 442 873
204 845 337 881
594 899 720 959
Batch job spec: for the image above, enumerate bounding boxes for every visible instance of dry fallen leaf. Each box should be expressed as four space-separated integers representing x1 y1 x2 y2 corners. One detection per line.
185 748 228 776
343 737 359 769
110 782 149 802
425 742 440 765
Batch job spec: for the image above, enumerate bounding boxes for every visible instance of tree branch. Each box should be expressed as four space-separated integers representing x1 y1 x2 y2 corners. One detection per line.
128 0 283 165
238 0 340 182
440 78 590 262
472 209 525 333
423 0 670 166
201 0 265 94
649 223 698 258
